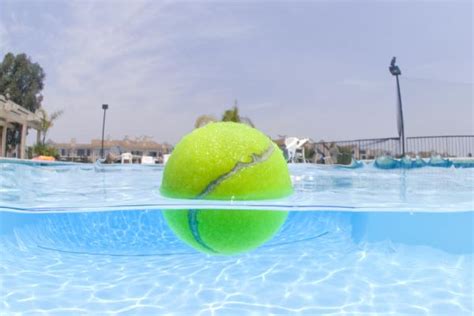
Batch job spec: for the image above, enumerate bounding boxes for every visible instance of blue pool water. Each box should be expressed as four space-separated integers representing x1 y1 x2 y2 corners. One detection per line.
1 160 473 315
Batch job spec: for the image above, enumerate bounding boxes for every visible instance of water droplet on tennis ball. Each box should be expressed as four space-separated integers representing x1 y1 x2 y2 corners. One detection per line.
161 122 293 255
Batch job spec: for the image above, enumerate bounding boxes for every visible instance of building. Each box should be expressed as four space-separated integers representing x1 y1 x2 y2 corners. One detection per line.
51 136 173 163
0 95 42 159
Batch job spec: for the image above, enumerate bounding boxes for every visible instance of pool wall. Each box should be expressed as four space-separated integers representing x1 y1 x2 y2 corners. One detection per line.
351 211 474 254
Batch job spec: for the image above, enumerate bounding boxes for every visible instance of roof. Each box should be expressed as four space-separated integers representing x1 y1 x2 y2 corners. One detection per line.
51 137 173 151
0 95 42 129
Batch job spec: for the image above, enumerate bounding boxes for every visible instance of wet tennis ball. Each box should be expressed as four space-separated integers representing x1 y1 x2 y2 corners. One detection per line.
161 122 292 255
163 209 289 255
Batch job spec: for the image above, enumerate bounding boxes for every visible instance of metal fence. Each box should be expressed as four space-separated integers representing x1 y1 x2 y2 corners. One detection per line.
312 135 473 162
406 135 474 158
313 137 401 162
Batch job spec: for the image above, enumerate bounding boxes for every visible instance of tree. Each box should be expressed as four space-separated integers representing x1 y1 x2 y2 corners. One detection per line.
30 143 59 159
0 52 45 112
221 106 255 127
194 114 217 129
195 100 255 129
222 105 241 123
239 115 255 128
38 108 63 144
221 100 255 127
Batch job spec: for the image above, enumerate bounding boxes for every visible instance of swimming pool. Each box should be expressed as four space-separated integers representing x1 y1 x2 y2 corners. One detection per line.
1 160 473 314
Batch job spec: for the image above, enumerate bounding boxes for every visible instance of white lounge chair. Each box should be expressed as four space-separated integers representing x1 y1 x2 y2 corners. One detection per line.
284 137 298 162
121 152 133 164
141 156 155 165
285 137 309 163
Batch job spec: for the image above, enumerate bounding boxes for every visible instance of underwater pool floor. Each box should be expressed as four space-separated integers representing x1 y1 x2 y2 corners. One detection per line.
1 211 472 315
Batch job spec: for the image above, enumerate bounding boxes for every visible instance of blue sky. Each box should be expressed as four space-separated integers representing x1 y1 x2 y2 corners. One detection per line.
0 0 472 144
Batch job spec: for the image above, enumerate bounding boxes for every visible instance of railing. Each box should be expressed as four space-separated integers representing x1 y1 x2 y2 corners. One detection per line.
406 135 474 158
311 135 473 162
313 137 401 161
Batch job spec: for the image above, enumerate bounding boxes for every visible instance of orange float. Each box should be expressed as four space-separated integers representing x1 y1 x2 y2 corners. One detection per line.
32 156 56 161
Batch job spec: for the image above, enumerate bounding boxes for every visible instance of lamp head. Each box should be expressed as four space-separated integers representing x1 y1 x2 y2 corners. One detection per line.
389 57 401 76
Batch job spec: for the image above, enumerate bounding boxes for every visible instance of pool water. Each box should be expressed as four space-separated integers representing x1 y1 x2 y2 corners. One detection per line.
1 161 473 315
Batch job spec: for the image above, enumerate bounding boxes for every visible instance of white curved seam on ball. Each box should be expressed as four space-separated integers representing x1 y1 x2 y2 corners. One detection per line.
188 209 217 253
196 142 275 199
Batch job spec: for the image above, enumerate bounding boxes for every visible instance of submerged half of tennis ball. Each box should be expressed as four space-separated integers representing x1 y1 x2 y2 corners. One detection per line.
160 122 293 255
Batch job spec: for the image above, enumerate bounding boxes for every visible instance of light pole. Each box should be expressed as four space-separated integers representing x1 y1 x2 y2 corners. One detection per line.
389 57 405 157
100 104 109 159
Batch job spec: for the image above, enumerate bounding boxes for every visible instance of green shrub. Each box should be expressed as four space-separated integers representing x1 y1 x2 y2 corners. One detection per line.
336 146 353 165
31 144 59 159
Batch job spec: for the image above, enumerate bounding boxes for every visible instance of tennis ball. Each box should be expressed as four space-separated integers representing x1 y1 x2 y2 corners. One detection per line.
164 209 289 255
161 122 292 255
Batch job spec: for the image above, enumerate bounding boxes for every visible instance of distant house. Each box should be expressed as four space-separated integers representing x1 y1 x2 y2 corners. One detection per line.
50 136 173 163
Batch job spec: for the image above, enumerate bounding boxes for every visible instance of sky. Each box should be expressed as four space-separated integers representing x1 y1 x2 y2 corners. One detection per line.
0 0 472 145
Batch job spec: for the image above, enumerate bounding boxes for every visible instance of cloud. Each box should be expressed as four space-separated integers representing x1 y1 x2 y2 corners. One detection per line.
20 1 255 143
4 0 473 145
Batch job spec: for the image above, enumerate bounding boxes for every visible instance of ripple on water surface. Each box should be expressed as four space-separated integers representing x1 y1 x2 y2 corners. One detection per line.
1 162 473 212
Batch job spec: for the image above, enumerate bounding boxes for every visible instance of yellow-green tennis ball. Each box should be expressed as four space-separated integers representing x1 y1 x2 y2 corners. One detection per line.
161 122 292 200
164 209 288 255
161 122 292 255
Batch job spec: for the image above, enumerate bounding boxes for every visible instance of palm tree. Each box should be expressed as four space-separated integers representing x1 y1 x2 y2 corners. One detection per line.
240 116 255 127
221 100 255 127
222 105 240 123
194 114 217 129
38 108 63 144
195 100 255 129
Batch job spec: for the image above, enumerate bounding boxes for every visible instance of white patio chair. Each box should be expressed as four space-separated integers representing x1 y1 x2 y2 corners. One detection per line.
285 137 309 163
141 155 155 165
121 152 133 164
